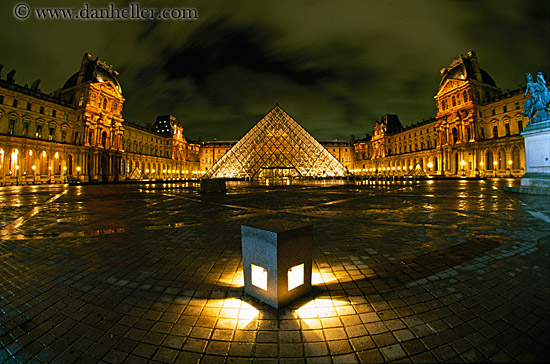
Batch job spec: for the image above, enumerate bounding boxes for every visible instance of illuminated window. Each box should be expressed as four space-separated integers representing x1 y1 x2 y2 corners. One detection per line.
251 264 267 290
288 264 304 291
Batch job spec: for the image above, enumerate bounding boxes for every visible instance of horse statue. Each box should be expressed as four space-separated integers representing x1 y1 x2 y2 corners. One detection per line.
523 72 550 124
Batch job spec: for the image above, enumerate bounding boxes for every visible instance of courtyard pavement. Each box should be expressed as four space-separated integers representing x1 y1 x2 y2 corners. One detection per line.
0 178 549 363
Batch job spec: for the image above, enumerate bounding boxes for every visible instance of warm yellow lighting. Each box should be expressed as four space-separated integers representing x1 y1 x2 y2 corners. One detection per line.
177 170 180 174
63 166 67 171
403 166 407 170
48 166 52 170
392 167 395 170
508 160 512 165
398 166 401 170
460 160 466 166
296 298 351 320
42 151 46 157
215 298 259 329
145 169 150 173
493 161 498 166
416 164 420 169
427 162 433 168
31 165 36 170
251 264 267 290
480 161 484 166
54 152 59 158
152 169 155 173
15 165 19 170
28 150 32 156
288 264 304 291
77 166 81 171
163 169 166 173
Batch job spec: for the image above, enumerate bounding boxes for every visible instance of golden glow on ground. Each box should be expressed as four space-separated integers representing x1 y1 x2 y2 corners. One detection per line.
296 298 353 320
311 271 337 284
217 272 244 287
206 298 260 329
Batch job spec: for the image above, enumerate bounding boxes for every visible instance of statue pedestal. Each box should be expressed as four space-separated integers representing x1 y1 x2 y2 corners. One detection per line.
507 120 550 195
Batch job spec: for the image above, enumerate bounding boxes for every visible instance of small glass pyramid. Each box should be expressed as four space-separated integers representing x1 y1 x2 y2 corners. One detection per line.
204 105 348 178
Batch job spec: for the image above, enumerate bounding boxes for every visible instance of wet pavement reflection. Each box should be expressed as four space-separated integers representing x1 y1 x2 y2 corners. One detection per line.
0 179 549 363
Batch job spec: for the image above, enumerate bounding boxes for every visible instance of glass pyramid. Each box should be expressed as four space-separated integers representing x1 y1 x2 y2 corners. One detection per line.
204 105 348 179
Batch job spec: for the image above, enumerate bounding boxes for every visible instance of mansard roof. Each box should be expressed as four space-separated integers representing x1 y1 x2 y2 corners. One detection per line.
63 54 122 93
439 52 496 89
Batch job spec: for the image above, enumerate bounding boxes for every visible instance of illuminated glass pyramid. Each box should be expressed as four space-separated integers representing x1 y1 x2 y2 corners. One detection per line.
204 105 348 178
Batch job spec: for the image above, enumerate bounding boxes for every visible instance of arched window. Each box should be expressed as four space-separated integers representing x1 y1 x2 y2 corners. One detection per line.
451 128 458 144
498 149 505 170
102 98 108 109
486 150 494 170
512 146 520 169
463 91 468 102
466 126 471 141
101 131 107 148
67 155 73 175
493 125 499 139
91 93 96 106
452 96 456 107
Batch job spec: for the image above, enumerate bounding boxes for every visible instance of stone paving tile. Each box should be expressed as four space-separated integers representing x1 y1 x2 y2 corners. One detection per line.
1 179 550 363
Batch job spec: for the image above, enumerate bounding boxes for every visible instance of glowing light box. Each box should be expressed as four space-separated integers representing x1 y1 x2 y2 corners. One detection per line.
241 219 313 309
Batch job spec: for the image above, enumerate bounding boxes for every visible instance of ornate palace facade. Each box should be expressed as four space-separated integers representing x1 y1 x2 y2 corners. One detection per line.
352 51 529 178
0 54 200 186
0 51 540 185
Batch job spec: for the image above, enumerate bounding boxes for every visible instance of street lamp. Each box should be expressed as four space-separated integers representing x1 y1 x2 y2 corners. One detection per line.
460 160 466 177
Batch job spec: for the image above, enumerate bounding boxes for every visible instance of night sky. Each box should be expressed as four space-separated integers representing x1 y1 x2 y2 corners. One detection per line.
1 0 548 141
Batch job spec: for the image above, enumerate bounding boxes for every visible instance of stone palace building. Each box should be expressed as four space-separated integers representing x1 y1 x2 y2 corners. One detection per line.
0 51 537 185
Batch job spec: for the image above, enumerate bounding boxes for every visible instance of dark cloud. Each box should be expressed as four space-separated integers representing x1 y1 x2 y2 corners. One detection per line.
0 0 548 141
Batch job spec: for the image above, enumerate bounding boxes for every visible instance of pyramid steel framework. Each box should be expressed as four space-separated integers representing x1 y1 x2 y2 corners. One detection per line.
203 105 348 179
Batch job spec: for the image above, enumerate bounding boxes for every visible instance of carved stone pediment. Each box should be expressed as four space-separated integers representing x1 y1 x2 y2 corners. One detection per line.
436 79 467 97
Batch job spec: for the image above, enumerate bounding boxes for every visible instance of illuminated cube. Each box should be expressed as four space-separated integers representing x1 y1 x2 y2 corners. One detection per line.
241 219 312 309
